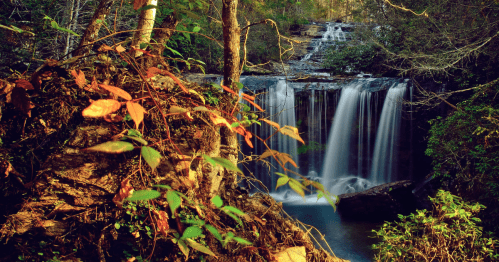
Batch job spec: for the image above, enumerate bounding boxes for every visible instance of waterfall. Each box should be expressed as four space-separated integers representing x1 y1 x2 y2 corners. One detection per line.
369 83 407 184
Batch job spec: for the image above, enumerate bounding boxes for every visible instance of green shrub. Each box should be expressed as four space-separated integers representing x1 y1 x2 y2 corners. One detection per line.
372 190 498 262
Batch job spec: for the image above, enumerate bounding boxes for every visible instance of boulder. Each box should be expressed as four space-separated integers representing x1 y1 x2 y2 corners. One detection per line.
337 180 418 221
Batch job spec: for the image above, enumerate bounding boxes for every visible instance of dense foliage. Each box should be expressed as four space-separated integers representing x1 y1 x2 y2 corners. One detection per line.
426 79 499 233
372 190 499 261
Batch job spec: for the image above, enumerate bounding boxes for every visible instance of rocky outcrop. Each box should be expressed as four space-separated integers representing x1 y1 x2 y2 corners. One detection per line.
337 180 418 221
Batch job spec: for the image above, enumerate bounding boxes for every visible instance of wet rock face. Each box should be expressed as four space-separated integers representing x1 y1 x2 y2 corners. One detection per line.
337 180 418 221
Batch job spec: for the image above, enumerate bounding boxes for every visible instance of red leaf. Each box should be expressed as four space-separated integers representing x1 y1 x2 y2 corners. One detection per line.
243 96 265 112
233 125 253 148
15 79 34 90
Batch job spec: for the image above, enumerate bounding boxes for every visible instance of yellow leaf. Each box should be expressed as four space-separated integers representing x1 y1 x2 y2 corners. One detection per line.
208 112 233 131
260 118 280 130
259 149 297 168
99 84 132 100
126 101 147 129
279 125 305 144
115 44 126 53
82 99 121 117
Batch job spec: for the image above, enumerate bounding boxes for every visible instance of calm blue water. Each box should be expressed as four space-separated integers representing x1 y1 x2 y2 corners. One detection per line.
282 204 381 262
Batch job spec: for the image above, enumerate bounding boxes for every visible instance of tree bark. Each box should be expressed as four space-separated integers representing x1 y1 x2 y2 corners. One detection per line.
221 0 241 184
73 0 115 57
142 14 178 69
132 0 158 58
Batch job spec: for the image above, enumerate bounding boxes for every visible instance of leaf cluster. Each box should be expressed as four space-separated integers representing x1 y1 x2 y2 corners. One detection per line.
372 190 499 261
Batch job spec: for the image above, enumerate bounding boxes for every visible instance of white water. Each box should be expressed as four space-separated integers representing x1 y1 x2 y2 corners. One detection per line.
369 83 407 184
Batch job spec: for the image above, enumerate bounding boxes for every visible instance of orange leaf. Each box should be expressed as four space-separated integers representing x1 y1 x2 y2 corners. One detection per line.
71 69 86 89
242 93 255 101
15 79 34 90
260 118 280 130
234 125 253 148
258 149 297 168
126 101 147 129
99 84 132 100
243 95 264 112
98 44 114 52
221 85 238 96
209 112 233 131
82 99 122 117
116 44 126 53
153 210 170 236
113 179 134 208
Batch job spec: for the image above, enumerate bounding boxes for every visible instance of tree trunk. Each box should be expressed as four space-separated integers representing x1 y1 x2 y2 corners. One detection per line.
132 0 158 58
73 0 115 57
221 0 241 184
142 14 178 69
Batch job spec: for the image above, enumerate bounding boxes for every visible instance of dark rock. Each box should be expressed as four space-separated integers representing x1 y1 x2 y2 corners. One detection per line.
337 180 418 221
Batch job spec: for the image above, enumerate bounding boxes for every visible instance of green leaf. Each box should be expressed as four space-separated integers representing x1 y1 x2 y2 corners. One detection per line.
114 222 121 229
181 226 203 239
192 26 201 33
123 135 148 146
84 141 134 153
185 239 216 257
127 129 143 137
235 82 244 90
177 239 190 260
231 122 240 128
202 155 242 174
166 190 182 218
141 146 162 171
165 45 183 57
289 179 306 198
226 212 243 227
210 83 222 90
276 176 290 190
126 190 161 201
232 237 252 245
211 195 223 208
153 184 172 190
223 206 245 216
205 224 223 242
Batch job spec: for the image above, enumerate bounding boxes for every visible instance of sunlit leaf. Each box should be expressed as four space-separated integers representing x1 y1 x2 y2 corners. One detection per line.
223 206 245 216
208 112 233 130
169 105 188 114
84 141 135 153
193 106 211 112
176 239 190 260
167 190 182 218
126 190 161 201
185 239 217 257
279 125 305 144
289 179 306 198
181 226 203 239
189 89 205 104
141 146 161 171
126 101 147 129
233 126 253 148
221 84 238 96
276 176 290 190
99 84 132 100
260 119 280 130
116 45 126 53
211 195 223 208
82 99 121 117
232 237 252 245
202 155 242 174
70 69 86 89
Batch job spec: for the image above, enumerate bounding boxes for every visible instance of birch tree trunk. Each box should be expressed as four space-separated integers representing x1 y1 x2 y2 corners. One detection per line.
132 0 158 58
73 0 115 57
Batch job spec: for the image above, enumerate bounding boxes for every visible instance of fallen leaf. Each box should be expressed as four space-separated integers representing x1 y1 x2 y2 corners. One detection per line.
15 79 34 90
153 210 169 236
99 84 132 100
82 99 121 118
98 44 114 52
113 178 134 208
11 87 31 115
103 113 123 122
71 69 86 89
84 76 101 93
